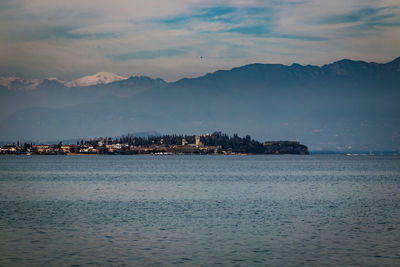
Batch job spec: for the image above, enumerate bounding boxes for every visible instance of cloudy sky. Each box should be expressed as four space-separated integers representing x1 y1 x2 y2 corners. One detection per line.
1 0 399 81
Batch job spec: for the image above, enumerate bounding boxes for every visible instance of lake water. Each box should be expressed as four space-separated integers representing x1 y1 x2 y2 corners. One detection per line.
0 155 399 266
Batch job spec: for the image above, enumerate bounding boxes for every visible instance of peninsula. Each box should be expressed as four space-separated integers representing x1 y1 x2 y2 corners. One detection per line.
0 132 309 155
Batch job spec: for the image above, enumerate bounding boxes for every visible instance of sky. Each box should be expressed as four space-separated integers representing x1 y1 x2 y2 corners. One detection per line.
1 0 400 81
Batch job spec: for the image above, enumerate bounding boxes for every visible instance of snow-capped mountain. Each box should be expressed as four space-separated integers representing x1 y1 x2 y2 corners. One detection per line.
64 72 128 87
0 72 129 89
46 77 65 83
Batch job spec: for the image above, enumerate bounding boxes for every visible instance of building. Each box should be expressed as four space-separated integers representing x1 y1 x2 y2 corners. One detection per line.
182 138 188 146
32 145 51 154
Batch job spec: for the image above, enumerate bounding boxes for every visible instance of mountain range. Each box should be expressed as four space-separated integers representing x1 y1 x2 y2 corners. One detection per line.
0 72 129 89
1 57 399 152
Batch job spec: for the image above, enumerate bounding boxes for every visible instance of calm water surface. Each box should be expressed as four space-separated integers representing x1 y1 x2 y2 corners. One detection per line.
0 155 399 266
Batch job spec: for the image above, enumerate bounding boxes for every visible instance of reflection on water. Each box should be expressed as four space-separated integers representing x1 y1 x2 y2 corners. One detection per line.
1 155 400 266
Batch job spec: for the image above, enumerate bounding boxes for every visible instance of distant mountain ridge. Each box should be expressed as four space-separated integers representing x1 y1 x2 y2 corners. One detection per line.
1 57 399 90
0 72 131 90
1 57 399 151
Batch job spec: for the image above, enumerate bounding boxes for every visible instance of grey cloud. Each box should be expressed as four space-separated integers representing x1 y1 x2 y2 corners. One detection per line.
108 49 187 61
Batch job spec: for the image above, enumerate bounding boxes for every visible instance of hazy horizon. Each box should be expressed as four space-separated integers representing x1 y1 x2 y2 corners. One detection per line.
1 0 400 152
1 56 399 152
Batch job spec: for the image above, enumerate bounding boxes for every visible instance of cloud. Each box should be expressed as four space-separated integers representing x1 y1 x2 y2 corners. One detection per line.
226 25 327 41
65 32 120 39
320 7 380 24
227 25 271 35
318 6 400 25
108 48 187 60
316 5 400 33
0 0 399 81
160 6 237 25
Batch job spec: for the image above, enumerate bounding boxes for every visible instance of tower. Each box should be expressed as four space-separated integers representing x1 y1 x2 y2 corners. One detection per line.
195 135 202 147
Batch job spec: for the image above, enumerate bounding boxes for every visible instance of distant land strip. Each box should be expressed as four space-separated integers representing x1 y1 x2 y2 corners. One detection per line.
0 132 309 155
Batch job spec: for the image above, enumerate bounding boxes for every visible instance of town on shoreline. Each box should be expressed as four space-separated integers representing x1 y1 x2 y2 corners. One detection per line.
0 132 309 155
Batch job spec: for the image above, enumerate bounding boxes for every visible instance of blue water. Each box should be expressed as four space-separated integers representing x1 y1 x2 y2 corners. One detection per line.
0 155 399 266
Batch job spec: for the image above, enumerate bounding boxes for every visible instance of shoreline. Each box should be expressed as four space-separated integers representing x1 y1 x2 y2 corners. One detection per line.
0 152 314 156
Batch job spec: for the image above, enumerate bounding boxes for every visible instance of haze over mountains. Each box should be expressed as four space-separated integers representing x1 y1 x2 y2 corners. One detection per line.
0 72 129 89
1 57 399 152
